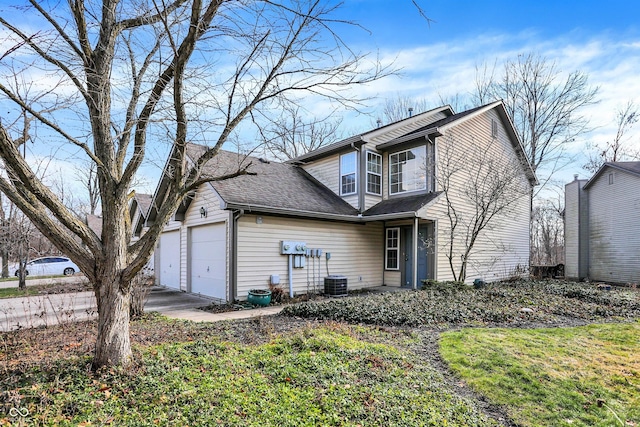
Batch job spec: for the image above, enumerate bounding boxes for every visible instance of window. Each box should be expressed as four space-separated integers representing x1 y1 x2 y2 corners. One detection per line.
340 152 357 195
385 228 400 270
366 151 382 195
389 146 427 195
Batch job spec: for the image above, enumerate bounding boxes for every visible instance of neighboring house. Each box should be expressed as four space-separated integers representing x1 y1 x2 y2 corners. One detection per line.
129 193 154 271
130 193 153 241
564 162 640 283
147 101 536 302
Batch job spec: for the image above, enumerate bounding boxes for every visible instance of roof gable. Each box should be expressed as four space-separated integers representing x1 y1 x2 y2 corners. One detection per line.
583 161 640 189
291 105 454 163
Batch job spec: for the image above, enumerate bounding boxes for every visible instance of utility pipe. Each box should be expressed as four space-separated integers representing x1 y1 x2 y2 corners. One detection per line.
288 254 294 298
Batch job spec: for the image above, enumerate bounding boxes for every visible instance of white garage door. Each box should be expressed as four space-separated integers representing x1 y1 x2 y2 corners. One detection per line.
159 230 181 289
189 223 226 300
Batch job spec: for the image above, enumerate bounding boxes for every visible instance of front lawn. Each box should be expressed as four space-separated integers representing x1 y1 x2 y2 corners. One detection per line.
440 323 640 427
1 321 495 427
2 280 639 426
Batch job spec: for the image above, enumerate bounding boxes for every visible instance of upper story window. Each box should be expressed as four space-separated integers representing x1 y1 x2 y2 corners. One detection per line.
340 152 357 195
366 151 382 195
389 146 427 195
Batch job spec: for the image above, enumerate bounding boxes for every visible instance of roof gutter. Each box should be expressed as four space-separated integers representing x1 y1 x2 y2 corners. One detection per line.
290 135 365 164
224 202 430 223
224 202 365 223
375 127 441 150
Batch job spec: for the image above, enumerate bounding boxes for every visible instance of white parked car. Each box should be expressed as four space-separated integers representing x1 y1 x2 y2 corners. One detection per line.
12 256 80 278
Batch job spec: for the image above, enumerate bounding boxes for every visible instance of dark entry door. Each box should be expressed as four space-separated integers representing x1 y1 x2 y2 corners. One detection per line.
401 225 429 287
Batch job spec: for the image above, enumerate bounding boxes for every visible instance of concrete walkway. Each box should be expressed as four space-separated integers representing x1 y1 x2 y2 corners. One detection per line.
161 306 285 322
146 286 285 323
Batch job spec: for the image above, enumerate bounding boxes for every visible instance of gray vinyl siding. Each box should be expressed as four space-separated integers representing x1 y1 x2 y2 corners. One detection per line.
419 109 531 283
236 215 384 298
564 179 589 280
587 169 640 283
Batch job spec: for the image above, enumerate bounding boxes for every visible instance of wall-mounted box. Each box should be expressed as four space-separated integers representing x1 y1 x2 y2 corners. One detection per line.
281 241 307 255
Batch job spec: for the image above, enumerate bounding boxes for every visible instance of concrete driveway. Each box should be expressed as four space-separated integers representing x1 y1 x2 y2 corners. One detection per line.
0 284 215 332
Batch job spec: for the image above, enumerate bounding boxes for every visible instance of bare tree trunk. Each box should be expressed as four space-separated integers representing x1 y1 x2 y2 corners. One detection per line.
93 196 132 368
18 241 26 289
94 275 132 368
1 253 7 278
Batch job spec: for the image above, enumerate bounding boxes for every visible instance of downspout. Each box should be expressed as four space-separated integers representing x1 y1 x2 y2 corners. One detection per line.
413 216 419 289
354 140 364 213
230 209 244 302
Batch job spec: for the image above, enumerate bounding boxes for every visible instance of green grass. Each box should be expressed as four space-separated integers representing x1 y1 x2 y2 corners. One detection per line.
440 322 640 427
0 285 37 298
2 324 496 427
0 281 61 299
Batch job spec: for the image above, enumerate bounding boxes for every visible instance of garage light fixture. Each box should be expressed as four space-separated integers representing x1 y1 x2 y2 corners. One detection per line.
200 206 207 218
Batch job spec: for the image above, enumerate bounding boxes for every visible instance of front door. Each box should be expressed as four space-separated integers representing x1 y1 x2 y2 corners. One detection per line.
401 225 430 287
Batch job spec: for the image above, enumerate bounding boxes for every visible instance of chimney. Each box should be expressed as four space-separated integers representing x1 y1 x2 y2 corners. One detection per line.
574 174 579 181
408 107 414 118
376 118 382 128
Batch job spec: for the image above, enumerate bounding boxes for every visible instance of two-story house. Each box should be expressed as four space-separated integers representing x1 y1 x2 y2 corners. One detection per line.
147 100 536 301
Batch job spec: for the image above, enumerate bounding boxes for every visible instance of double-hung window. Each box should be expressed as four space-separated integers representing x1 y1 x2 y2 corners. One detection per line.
366 151 382 195
385 228 400 270
340 152 357 195
389 146 427 195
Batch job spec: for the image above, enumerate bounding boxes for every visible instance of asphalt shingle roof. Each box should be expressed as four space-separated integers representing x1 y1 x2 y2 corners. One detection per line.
186 144 359 216
133 193 153 217
363 192 441 216
609 161 640 175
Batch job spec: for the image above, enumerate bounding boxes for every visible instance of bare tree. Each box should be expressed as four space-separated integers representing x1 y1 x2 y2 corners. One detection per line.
437 133 531 282
478 53 598 192
0 0 389 369
530 196 564 265
584 100 639 173
380 95 432 124
0 200 35 288
75 161 101 216
260 105 343 161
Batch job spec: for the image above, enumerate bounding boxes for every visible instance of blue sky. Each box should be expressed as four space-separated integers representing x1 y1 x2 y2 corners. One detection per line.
329 0 640 188
2 0 640 197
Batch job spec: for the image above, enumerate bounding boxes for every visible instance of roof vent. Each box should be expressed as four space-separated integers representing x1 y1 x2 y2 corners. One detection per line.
376 118 382 128
258 158 270 164
408 107 414 118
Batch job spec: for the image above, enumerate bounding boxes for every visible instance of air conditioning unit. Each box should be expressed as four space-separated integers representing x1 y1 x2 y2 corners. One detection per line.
324 275 348 297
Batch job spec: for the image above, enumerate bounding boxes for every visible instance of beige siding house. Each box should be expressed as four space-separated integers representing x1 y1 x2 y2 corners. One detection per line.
146 101 536 302
564 162 640 283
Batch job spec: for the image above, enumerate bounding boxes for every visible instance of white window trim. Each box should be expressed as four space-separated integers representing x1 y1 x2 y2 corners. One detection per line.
366 151 382 196
385 227 400 271
388 146 427 196
340 152 357 196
